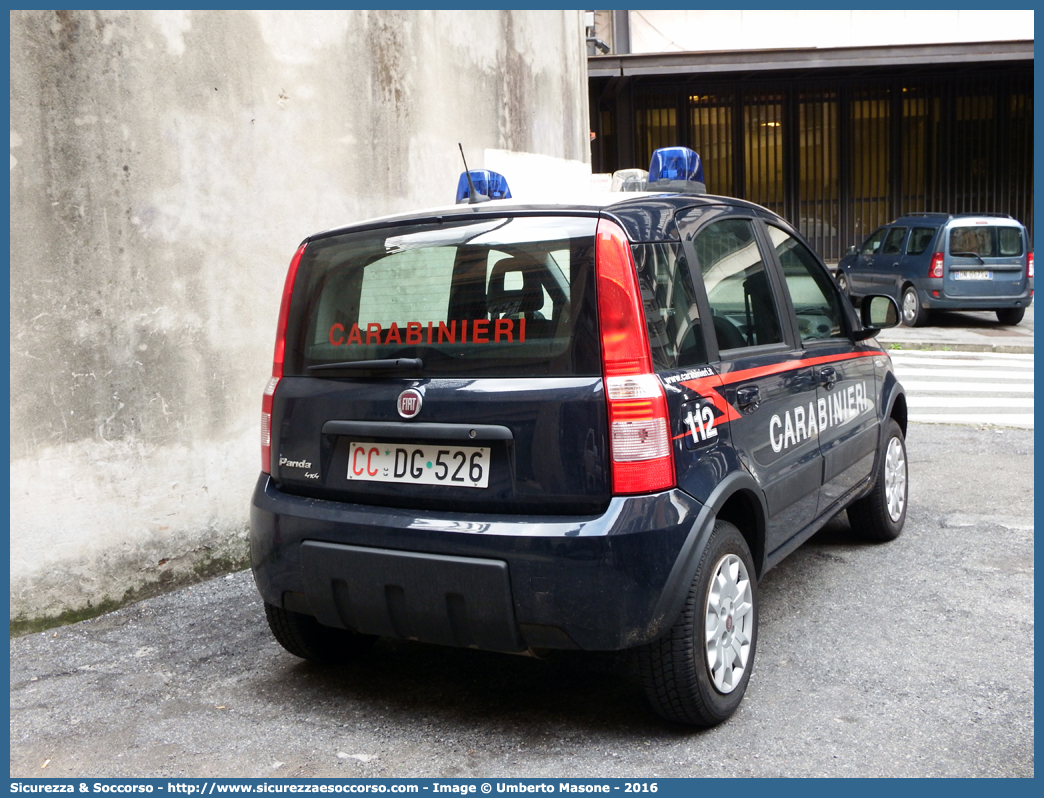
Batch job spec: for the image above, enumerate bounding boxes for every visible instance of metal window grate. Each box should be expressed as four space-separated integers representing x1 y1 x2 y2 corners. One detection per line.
600 67 1033 259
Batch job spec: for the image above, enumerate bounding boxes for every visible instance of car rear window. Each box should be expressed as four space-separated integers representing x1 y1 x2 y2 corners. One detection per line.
949 226 1024 257
283 215 602 377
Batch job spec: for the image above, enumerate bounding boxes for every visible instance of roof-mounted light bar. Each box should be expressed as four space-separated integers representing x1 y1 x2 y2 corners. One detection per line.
455 169 512 204
611 168 649 192
647 147 706 194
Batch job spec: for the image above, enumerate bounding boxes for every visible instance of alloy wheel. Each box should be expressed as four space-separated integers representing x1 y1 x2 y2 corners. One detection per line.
884 435 907 522
704 554 754 694
902 290 918 324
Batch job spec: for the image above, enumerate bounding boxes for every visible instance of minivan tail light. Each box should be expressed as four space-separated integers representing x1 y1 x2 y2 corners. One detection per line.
1028 252 1034 279
595 219 675 495
262 243 307 474
929 252 944 279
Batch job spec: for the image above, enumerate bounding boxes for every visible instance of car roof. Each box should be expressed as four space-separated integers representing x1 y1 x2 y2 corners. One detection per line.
304 191 778 245
893 213 1024 228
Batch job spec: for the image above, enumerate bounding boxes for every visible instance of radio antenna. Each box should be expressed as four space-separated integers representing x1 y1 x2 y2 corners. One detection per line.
458 143 490 204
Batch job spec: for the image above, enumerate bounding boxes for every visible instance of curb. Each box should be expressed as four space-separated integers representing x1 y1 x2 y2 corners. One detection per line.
877 340 1034 355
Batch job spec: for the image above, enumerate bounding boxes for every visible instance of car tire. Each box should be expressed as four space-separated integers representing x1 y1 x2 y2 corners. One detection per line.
638 520 758 727
836 272 850 297
996 307 1025 325
847 418 908 542
264 602 377 664
901 285 928 327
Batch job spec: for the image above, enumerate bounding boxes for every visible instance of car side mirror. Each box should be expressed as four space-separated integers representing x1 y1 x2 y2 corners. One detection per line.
853 294 900 340
846 245 858 256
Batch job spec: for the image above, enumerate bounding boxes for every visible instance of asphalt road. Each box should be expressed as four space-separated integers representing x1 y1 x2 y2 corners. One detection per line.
10 424 1034 779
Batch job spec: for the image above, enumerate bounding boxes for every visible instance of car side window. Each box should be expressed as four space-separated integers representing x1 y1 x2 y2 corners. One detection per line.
881 227 908 256
767 225 844 342
860 228 888 256
632 242 708 370
906 227 936 256
694 218 784 352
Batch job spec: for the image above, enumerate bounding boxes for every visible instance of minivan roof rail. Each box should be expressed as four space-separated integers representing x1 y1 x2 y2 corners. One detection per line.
901 212 1015 220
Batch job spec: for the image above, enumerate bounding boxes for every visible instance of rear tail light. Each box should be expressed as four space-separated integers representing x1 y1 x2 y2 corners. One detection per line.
1028 252 1033 279
261 243 307 474
594 219 675 495
260 377 278 473
929 253 944 279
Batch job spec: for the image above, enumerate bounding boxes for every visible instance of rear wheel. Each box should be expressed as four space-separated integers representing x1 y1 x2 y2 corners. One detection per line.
901 285 928 327
847 418 908 542
996 307 1025 325
264 602 377 664
638 521 757 726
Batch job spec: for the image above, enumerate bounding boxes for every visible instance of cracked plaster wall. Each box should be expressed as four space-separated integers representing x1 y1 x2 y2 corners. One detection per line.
10 9 590 621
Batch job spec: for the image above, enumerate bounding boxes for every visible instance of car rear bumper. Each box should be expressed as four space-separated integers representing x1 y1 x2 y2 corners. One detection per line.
924 294 1033 311
912 280 1033 310
250 474 708 652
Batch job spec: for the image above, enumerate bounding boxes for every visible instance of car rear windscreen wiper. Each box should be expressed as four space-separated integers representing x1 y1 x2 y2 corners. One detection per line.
308 358 424 372
951 251 986 263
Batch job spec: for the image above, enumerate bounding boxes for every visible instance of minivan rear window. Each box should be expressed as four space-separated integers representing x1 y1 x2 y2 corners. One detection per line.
283 216 602 377
949 226 1024 258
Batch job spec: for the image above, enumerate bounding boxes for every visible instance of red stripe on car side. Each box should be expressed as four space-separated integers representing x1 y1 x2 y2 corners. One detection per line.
674 350 880 437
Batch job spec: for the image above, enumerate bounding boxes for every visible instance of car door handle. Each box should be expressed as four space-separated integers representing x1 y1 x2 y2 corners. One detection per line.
819 367 837 390
736 385 761 413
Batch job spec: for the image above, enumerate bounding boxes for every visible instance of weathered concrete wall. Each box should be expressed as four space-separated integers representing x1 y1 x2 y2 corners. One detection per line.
9 9 590 624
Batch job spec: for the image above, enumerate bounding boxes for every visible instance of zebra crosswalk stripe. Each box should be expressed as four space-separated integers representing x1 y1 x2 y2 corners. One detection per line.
887 349 1034 429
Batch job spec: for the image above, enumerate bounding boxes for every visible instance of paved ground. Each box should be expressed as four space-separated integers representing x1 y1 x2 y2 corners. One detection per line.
10 423 1034 779
876 304 1033 353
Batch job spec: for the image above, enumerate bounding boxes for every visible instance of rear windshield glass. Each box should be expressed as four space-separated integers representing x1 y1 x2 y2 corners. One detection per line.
283 216 601 377
949 226 1024 257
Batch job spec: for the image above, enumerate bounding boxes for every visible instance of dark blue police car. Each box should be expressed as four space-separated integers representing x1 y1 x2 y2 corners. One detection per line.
251 147 909 726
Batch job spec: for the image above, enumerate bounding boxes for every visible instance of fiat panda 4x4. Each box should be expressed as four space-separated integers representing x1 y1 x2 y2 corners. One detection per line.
251 147 909 726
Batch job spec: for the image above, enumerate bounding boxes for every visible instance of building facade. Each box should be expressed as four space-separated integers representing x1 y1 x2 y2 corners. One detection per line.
10 9 590 625
588 11 1033 261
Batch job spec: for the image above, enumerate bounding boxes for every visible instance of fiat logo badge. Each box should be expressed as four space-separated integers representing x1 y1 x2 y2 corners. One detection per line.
397 388 423 419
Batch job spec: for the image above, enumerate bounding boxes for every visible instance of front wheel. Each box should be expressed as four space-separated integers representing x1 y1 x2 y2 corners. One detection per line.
264 602 377 664
996 307 1025 325
901 286 928 327
847 418 908 542
638 521 758 726
836 272 850 297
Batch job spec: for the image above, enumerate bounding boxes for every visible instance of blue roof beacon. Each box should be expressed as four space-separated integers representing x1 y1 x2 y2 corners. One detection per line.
455 169 512 204
647 146 706 194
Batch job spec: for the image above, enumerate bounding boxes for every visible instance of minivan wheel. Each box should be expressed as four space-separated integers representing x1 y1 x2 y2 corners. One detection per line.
638 520 757 726
901 286 928 327
996 307 1025 325
847 418 908 542
264 602 377 664
836 272 850 297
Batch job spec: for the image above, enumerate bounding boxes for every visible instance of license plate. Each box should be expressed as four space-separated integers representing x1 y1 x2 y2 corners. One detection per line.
347 442 491 488
952 270 993 280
